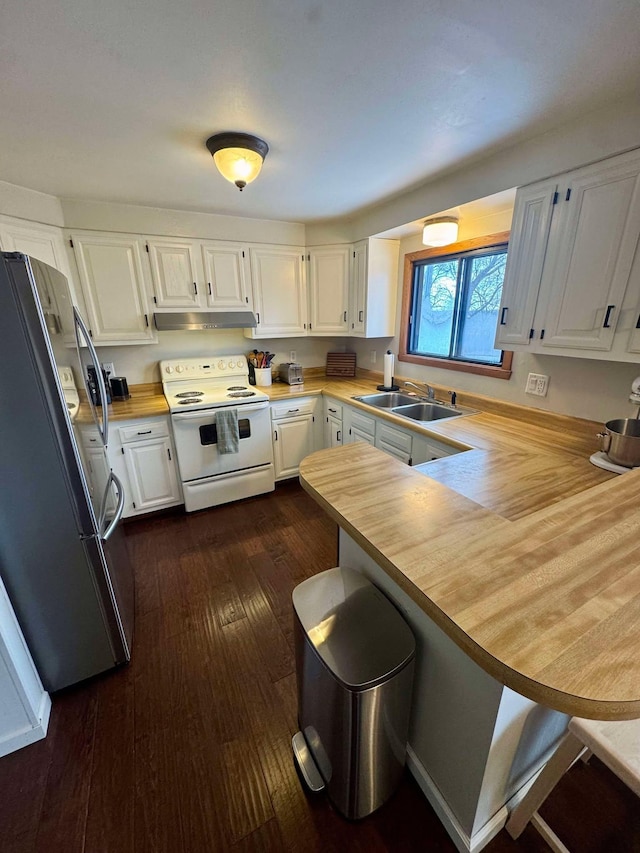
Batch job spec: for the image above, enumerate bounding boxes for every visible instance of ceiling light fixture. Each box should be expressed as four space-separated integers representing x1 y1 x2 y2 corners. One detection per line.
205 132 269 191
422 216 459 247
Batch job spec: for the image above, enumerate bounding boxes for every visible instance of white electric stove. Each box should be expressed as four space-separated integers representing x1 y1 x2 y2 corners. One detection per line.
161 355 269 412
161 356 274 512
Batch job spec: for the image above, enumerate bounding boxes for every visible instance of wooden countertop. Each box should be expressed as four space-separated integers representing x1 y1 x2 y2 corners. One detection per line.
299 443 640 721
77 368 639 718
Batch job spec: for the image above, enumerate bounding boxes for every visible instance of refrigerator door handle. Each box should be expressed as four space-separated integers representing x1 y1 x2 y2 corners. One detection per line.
102 472 125 541
73 306 109 448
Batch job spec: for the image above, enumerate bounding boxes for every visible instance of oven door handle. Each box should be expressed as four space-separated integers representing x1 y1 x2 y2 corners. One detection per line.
171 401 270 421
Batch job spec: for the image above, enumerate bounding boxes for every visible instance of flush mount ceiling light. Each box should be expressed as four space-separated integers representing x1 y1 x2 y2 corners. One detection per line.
422 216 459 247
205 132 269 191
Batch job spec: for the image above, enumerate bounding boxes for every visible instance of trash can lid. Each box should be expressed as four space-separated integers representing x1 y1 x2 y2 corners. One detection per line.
292 567 415 690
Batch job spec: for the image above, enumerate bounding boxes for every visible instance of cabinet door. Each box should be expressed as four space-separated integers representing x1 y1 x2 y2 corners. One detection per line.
70 233 156 344
201 242 252 309
123 437 181 512
248 246 307 338
494 180 557 349
326 415 343 448
349 241 367 335
273 415 315 479
375 422 412 464
537 152 640 351
146 238 201 309
308 246 349 335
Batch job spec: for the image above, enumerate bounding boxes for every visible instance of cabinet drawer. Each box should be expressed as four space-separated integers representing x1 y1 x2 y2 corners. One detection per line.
78 428 103 448
349 409 375 436
271 397 316 420
376 423 412 455
119 420 169 444
324 399 343 419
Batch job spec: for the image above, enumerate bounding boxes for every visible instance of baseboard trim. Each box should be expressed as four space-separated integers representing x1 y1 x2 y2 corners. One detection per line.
406 745 508 853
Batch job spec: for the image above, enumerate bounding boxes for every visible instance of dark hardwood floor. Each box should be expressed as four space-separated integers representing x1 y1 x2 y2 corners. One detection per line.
1 481 638 852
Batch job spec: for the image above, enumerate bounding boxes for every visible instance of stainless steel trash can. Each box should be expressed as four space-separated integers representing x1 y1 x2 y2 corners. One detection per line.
292 566 415 819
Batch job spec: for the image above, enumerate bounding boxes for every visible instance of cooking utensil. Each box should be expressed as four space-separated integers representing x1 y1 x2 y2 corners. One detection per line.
597 418 640 467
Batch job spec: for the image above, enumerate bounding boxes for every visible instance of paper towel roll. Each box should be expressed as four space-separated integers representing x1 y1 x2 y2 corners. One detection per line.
383 351 394 389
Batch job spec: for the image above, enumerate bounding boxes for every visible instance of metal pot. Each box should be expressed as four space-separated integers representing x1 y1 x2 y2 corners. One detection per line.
597 418 640 468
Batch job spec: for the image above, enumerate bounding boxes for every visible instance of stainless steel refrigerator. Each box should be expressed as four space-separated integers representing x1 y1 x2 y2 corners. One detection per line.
0 251 133 691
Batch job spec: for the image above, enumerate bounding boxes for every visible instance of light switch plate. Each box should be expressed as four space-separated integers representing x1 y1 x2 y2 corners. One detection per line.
289 350 296 363
526 372 549 396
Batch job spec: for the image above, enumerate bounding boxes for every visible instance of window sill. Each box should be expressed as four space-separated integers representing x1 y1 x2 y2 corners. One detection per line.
398 351 513 380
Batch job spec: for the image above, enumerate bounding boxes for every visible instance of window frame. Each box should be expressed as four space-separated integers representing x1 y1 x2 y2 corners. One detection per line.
398 231 513 380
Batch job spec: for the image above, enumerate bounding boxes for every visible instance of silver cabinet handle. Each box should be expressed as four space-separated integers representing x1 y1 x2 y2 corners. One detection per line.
103 472 125 540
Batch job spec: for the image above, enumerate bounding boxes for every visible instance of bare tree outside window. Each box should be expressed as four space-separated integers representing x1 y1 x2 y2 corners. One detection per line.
410 246 507 365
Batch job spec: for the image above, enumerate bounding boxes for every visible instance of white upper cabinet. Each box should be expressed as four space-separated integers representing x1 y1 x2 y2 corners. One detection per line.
69 232 157 345
349 238 399 338
537 153 640 352
495 148 640 361
201 241 252 310
246 245 307 338
308 245 350 335
494 180 557 348
146 238 201 309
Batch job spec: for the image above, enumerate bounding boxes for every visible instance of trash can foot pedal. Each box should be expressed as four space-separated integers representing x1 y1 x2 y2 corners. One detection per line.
292 731 325 793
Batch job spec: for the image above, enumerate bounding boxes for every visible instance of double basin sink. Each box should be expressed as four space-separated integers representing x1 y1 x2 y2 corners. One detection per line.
351 392 477 424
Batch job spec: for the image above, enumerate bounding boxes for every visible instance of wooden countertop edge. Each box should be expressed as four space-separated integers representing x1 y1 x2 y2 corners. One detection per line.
299 447 640 720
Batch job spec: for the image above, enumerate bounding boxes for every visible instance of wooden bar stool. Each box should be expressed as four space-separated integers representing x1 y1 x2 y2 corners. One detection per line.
506 716 640 852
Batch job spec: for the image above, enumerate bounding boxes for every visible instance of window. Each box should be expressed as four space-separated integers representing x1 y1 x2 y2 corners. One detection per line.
399 232 512 379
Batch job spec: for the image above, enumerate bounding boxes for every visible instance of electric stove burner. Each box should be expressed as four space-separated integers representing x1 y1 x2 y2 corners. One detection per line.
178 399 199 405
227 385 247 391
228 391 256 398
176 391 204 398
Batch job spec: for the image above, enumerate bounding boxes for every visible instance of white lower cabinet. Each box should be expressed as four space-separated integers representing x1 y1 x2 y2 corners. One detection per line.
343 407 376 446
375 421 413 464
323 398 343 447
110 418 182 517
271 397 319 480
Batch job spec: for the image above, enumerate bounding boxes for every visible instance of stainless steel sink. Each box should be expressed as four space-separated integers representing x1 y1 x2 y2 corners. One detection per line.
391 402 464 422
352 392 417 408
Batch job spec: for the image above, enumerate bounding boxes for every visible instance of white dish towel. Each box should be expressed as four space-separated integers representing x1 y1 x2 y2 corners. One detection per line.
216 408 240 454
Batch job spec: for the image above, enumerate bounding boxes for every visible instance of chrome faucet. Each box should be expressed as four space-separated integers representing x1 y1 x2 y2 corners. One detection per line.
404 380 435 400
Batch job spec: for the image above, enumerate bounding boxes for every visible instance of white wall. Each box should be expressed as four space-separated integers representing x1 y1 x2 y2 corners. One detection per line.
0 181 64 227
61 198 305 245
96 332 346 384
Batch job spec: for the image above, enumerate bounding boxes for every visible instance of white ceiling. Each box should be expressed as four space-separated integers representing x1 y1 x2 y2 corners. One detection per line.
1 0 639 224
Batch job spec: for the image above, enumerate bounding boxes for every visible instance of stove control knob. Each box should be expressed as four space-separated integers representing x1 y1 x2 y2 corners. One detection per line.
175 365 184 374
165 366 174 374
218 360 226 369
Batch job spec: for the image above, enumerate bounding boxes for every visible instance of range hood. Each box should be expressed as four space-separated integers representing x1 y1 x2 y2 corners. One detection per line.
154 311 257 331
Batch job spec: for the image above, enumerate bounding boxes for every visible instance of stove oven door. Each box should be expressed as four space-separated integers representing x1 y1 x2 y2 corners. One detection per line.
171 401 273 482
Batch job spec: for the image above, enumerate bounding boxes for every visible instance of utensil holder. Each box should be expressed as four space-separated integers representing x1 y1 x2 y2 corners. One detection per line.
254 367 272 387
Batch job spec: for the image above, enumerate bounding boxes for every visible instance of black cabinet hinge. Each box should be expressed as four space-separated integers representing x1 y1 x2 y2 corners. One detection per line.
565 188 571 201
540 329 545 339
552 191 559 205
69 238 74 248
132 501 136 509
529 328 534 339
153 295 157 304
145 243 149 252
121 447 124 454
242 250 245 258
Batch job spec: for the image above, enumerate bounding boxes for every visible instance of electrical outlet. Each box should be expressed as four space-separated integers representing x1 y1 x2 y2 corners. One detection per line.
289 350 296 363
102 362 115 377
525 372 549 396
370 350 377 364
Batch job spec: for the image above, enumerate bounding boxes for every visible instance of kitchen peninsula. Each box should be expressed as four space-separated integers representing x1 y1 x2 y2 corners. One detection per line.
298 407 640 852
